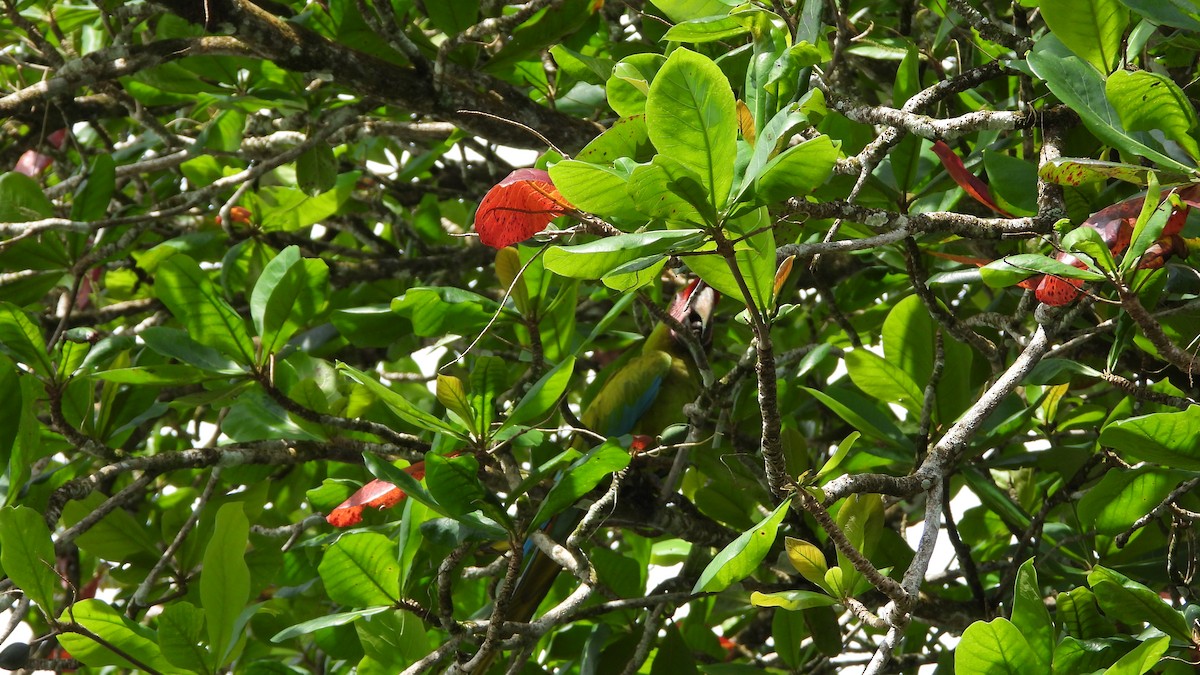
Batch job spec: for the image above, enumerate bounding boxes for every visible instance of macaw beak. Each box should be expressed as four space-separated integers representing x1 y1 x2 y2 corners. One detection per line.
669 279 718 347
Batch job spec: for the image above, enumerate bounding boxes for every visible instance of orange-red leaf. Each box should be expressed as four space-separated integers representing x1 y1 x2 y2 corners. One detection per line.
932 141 1013 218
326 462 428 528
474 169 574 249
1035 256 1087 306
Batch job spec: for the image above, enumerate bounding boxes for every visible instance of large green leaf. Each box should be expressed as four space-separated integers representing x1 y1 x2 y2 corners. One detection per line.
250 246 330 358
201 502 251 667
530 439 632 528
0 302 53 378
693 498 790 593
753 135 838 204
1106 70 1200 160
157 601 210 673
58 599 177 672
338 363 464 437
956 617 1042 674
549 160 644 222
70 154 116 222
0 506 59 612
156 254 256 364
1039 0 1128 73
1099 406 1200 470
425 453 486 518
844 348 923 415
391 287 507 338
1088 566 1192 642
1027 36 1194 174
1010 559 1052 668
543 230 705 281
1077 467 1191 535
318 532 401 607
503 356 576 429
981 253 1105 288
645 48 737 211
1101 635 1169 675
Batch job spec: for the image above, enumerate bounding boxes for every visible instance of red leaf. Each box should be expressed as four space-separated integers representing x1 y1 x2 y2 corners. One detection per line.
474 169 574 249
1035 267 1086 305
326 462 427 527
931 141 1014 217
14 128 68 177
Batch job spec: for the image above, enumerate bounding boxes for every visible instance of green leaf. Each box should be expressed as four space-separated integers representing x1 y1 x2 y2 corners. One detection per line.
503 356 576 429
801 386 912 450
816 431 859 481
1062 222 1118 274
661 15 748 42
1056 587 1116 639
649 0 736 22
1037 157 1180 187
436 375 476 433
0 171 54 221
1107 70 1200 160
543 230 704 281
606 54 665 117
201 502 251 666
62 491 159 561
981 253 1105 288
749 590 838 610
1027 36 1194 173
549 160 643 221
1010 559 1052 667
156 254 256 364
645 48 737 211
576 115 654 163
1077 467 1189 535
249 172 359 232
140 327 246 373
964 469 1032 530
0 301 53 378
1088 566 1192 642
1121 181 1172 278
250 246 330 358
686 208 775 311
1099 406 1200 470
1039 0 1127 73
425 453 485 518
58 599 176 672
784 537 829 590
318 532 401 607
338 363 463 437
531 439 631 528
753 135 838 205
1119 0 1200 31
693 498 790 593
70 154 116 222
391 287 506 338
1101 635 1168 675
157 601 210 673
844 349 923 415
627 155 717 225
296 144 338 196
955 617 1042 674
270 607 390 642
0 506 59 612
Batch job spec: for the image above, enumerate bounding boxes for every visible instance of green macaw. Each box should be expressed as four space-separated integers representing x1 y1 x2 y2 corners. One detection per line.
478 280 717 667
580 278 718 440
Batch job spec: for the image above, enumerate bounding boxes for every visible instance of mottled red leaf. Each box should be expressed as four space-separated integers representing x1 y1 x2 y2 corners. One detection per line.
1035 256 1087 306
932 141 1014 217
474 169 575 249
14 128 68 177
326 462 427 527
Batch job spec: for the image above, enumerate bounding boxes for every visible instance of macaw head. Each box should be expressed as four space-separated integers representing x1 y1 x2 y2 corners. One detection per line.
667 279 718 348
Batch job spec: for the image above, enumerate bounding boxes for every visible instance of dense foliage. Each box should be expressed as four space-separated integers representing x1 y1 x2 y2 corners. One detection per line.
1 0 1200 672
